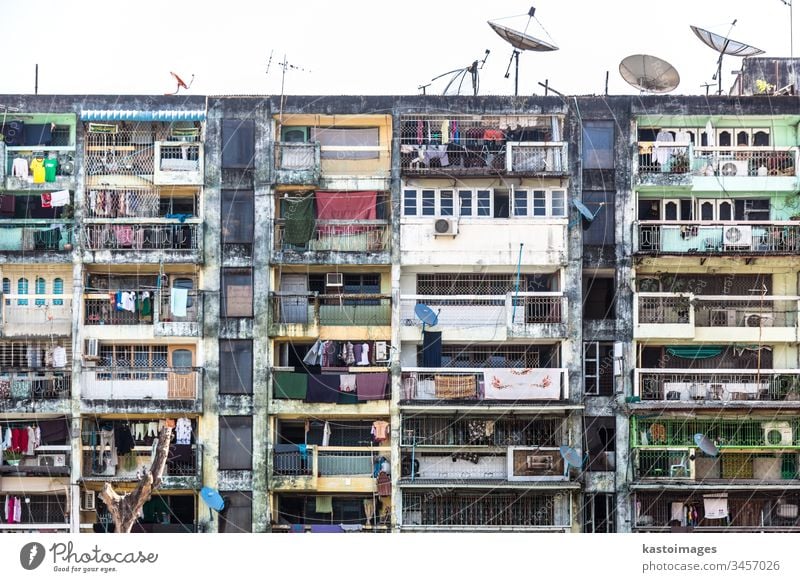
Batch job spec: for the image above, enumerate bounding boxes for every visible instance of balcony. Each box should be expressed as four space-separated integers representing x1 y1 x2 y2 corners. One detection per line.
81 221 201 260
400 293 566 342
0 221 73 255
273 220 390 263
637 143 799 191
634 221 800 255
83 291 202 338
0 448 70 477
0 295 72 337
272 445 389 492
80 367 201 412
0 371 70 412
401 415 565 448
153 141 203 185
273 142 321 186
634 293 799 342
400 368 568 406
633 492 800 531
632 417 800 449
82 446 200 489
268 293 391 339
0 494 69 532
401 491 571 531
633 370 800 408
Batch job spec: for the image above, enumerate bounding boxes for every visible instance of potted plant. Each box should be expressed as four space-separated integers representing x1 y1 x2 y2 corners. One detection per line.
4 451 22 466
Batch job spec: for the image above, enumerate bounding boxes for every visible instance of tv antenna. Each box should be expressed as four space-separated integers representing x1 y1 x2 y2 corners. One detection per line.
428 50 490 96
267 53 310 126
690 21 764 95
700 82 715 95
488 6 559 96
619 54 680 94
779 0 793 58
165 72 194 95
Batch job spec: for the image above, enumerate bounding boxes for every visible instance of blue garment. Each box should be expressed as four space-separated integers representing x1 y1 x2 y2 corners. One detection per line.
165 213 191 223
115 291 124 311
296 444 308 462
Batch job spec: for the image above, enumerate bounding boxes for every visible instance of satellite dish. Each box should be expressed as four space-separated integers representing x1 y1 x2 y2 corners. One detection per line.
414 303 439 334
165 71 195 95
429 50 490 96
200 487 225 512
488 7 559 95
619 54 680 93
571 199 600 230
694 433 720 457
690 22 764 95
559 445 587 477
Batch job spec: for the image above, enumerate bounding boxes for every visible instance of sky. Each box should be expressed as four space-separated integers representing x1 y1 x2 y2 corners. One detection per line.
0 0 795 98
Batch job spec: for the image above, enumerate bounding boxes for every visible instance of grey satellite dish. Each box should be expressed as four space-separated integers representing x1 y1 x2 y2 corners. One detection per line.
690 22 764 95
429 50 490 97
572 199 599 230
619 54 680 94
414 303 439 333
488 7 559 96
694 433 720 457
559 445 587 477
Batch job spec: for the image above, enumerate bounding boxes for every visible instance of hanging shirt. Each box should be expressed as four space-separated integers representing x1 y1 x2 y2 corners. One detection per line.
11 158 29 179
371 420 390 442
30 158 46 183
175 418 192 445
358 343 370 366
121 291 136 312
25 426 36 455
40 193 52 208
44 158 58 182
140 291 152 316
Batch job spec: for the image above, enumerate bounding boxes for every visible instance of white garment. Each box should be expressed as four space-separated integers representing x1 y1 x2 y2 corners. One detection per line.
654 130 675 166
358 343 370 366
170 288 188 317
1 428 11 450
50 190 70 207
703 495 729 519
339 374 356 393
175 417 192 445
11 158 29 179
52 346 66 368
671 502 685 525
121 291 136 312
322 421 331 447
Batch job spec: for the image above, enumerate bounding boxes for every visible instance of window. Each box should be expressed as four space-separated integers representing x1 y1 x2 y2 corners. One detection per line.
440 190 453 216
698 199 733 221
218 491 252 533
99 345 168 368
583 275 615 320
17 278 28 305
222 119 254 169
459 190 472 216
585 417 616 472
513 190 528 216
403 189 417 216
421 190 435 216
220 340 253 395
582 120 614 169
312 127 380 160
3 278 10 306
221 190 254 244
513 189 566 218
35 277 46 306
583 191 615 246
219 416 253 470
423 343 559 368
53 277 64 306
583 494 616 533
584 342 614 396
221 268 253 318
476 190 491 217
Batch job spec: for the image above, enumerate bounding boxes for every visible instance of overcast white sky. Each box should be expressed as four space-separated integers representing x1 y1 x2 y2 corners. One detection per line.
0 0 794 97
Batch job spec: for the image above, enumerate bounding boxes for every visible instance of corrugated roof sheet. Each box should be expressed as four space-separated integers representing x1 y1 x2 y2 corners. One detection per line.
80 110 206 122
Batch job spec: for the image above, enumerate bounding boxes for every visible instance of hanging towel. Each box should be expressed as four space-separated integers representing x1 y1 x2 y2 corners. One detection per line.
703 495 729 519
339 374 357 393
421 331 442 367
140 291 152 317
355 372 388 401
316 495 333 513
50 190 70 207
273 372 308 400
283 195 316 245
170 287 188 317
40 193 52 208
52 346 66 368
322 421 331 447
306 374 341 403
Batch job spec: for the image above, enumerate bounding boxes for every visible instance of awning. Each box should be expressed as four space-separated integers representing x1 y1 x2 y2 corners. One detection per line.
80 110 205 122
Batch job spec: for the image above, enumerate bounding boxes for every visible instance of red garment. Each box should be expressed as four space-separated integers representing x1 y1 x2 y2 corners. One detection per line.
10 428 27 453
315 191 376 220
41 193 52 208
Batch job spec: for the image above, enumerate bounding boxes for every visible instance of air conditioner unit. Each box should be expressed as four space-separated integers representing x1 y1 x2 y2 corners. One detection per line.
744 312 775 327
717 159 749 177
84 338 99 359
325 273 343 287
723 225 753 248
709 309 737 327
763 422 793 446
81 490 96 511
433 218 458 237
38 454 66 467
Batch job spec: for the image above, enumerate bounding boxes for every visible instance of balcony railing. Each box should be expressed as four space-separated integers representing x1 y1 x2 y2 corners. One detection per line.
273 446 387 478
274 142 321 173
632 417 800 448
154 290 202 336
0 222 73 252
0 449 71 475
637 142 692 174
401 416 564 447
635 221 800 255
402 492 569 529
81 367 200 400
274 220 390 253
82 222 200 251
0 495 68 528
270 293 391 329
637 144 798 177
0 371 70 401
82 447 199 480
633 448 798 482
401 142 567 175
84 188 198 219
634 492 800 530
401 368 567 403
83 290 201 333
1 294 72 336
634 369 800 403
153 141 203 185
84 293 149 325
636 292 798 327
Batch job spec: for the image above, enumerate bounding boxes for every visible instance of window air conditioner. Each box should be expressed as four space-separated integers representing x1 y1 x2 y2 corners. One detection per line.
325 273 343 287
717 159 749 177
709 309 737 327
763 422 793 446
433 218 458 237
723 225 753 249
744 313 774 327
84 338 99 359
38 454 66 467
81 490 96 511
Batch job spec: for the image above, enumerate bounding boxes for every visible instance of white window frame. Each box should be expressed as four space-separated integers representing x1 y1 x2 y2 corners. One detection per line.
402 187 494 218
697 198 734 222
511 187 567 218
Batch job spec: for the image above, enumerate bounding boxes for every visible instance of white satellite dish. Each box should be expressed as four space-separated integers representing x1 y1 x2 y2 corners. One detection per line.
619 54 680 94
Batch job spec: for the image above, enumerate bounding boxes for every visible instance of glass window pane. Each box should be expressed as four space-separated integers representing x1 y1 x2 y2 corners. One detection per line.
312 127 379 160
218 491 252 533
17 278 28 305
219 416 253 470
220 340 253 395
459 191 472 216
551 190 566 217
421 190 435 216
533 191 546 216
222 268 253 317
583 191 615 246
477 190 491 217
222 190 254 244
171 349 192 368
440 190 453 216
53 277 63 306
403 189 417 216
35 277 46 306
222 120 255 169
513 190 528 216
582 120 614 169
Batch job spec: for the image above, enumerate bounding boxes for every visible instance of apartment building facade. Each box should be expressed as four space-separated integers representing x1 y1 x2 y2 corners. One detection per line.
1 87 798 533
